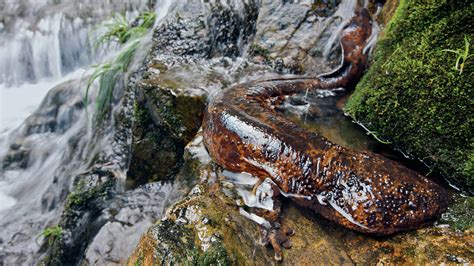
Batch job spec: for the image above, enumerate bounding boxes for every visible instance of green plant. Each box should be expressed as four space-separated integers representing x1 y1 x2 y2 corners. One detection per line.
443 35 472 74
85 40 140 124
85 11 156 126
93 12 156 50
136 11 157 29
37 225 63 246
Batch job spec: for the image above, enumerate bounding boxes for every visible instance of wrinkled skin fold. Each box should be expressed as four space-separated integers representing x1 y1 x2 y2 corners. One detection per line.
203 9 449 236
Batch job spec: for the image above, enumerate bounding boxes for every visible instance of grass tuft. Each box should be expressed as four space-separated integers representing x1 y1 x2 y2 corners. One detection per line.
37 225 63 246
92 12 156 50
85 11 156 126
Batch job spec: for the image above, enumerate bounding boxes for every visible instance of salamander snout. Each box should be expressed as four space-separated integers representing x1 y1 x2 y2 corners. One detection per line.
340 8 373 51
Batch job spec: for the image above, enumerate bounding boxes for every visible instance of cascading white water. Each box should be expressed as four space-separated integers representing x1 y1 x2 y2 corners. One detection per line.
0 0 166 264
0 1 151 133
0 0 152 86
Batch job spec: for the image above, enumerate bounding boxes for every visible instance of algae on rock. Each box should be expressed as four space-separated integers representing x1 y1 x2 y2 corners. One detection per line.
127 79 205 187
345 0 474 190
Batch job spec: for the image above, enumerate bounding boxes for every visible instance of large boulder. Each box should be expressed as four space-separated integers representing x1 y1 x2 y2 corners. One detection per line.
345 0 474 191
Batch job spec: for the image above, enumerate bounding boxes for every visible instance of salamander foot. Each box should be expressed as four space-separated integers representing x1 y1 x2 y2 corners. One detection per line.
259 223 294 261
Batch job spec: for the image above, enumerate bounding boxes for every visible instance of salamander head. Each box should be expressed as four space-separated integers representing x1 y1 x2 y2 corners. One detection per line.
340 8 373 60
320 8 374 86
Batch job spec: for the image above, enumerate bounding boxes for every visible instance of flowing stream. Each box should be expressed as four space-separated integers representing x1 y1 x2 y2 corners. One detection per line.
0 0 164 264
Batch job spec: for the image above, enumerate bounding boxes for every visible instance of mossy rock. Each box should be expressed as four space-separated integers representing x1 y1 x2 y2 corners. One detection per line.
127 79 206 187
42 168 116 265
345 0 474 190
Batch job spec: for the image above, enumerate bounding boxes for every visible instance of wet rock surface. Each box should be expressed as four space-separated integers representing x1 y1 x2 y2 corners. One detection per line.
251 0 344 74
83 178 194 265
127 79 205 187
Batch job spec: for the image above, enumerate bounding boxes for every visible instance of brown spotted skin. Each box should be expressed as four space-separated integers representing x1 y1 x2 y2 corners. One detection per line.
202 9 449 235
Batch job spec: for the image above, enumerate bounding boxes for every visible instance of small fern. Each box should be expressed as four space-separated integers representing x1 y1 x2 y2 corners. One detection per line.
443 35 472 74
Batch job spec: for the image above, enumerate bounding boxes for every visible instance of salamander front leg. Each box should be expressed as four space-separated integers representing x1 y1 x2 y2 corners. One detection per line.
251 178 294 261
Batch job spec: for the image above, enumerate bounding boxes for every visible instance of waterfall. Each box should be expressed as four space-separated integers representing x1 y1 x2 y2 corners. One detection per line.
0 0 164 264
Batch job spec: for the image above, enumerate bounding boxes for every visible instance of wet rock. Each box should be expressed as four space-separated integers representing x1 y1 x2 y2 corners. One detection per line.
251 0 345 74
36 72 138 265
83 180 193 265
126 0 260 187
127 74 206 187
2 142 30 169
42 167 117 265
23 79 85 136
152 1 259 59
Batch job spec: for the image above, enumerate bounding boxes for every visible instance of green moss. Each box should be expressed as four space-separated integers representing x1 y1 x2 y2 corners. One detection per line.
249 43 270 58
65 175 114 211
133 100 152 128
440 196 474 231
346 0 474 189
185 245 230 266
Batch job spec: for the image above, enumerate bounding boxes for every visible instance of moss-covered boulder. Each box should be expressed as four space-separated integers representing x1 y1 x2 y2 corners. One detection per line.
345 0 474 190
127 70 206 187
41 167 116 265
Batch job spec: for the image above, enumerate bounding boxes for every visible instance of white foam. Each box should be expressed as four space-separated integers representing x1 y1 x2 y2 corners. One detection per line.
0 68 86 133
0 188 17 212
222 170 259 185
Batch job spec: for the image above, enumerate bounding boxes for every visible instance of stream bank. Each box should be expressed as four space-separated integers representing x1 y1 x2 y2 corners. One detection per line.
345 0 474 192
